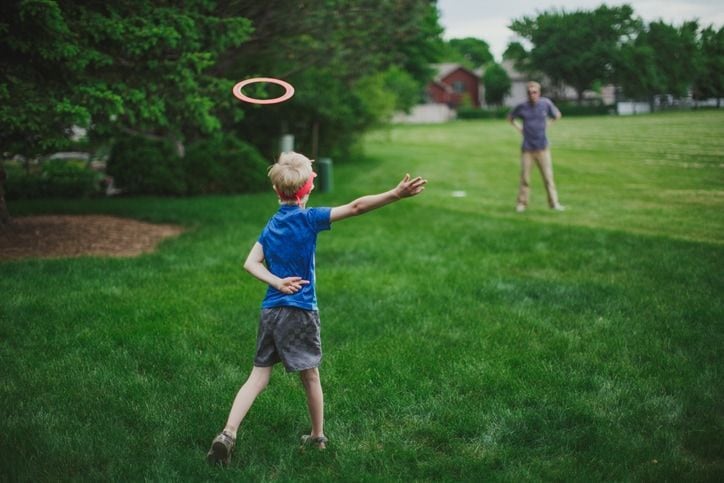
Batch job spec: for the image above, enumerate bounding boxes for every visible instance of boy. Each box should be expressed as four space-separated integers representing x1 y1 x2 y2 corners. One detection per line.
207 151 426 465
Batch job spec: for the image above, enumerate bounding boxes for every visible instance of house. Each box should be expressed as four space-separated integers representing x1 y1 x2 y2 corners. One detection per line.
497 59 528 108
392 63 481 123
493 60 615 108
393 61 613 123
426 63 482 108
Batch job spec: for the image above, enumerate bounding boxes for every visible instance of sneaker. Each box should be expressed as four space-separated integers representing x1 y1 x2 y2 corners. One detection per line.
300 434 328 449
207 431 236 466
515 204 526 213
552 204 566 211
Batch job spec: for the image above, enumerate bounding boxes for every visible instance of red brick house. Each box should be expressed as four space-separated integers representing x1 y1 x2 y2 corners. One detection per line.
426 63 482 108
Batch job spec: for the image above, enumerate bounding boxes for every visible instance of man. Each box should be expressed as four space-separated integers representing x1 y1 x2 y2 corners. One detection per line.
508 81 565 212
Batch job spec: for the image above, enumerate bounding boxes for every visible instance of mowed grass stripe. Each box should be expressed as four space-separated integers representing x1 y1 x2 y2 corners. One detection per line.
1 111 722 481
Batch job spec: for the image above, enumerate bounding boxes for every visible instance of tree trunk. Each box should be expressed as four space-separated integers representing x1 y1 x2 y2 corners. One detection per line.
311 121 319 161
0 161 10 225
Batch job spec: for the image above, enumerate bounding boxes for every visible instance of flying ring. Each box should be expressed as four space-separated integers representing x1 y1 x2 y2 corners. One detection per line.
232 77 295 105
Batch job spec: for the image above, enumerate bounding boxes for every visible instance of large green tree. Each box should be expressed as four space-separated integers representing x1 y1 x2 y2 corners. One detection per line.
482 62 511 106
693 25 724 105
442 37 493 68
0 1 443 220
0 1 252 156
614 38 661 101
644 20 700 98
219 0 443 159
0 0 253 222
509 4 639 103
616 20 705 103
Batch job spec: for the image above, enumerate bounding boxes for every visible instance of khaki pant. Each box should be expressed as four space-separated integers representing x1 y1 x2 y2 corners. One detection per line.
516 148 559 208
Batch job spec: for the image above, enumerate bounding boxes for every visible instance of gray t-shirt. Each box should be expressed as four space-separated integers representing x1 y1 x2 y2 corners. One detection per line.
510 97 560 151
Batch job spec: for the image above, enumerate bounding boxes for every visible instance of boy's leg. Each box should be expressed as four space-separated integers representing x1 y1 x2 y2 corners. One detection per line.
299 367 325 441
224 365 272 438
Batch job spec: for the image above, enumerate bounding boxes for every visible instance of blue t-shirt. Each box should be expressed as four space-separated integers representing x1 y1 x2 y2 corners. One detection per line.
510 97 560 151
258 205 332 310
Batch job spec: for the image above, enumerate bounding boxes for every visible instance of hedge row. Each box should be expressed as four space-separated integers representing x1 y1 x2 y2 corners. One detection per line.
4 134 270 199
4 160 101 200
457 103 614 120
457 106 510 119
107 134 269 196
555 102 615 116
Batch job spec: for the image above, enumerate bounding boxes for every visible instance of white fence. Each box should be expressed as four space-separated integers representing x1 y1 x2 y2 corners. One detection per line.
392 103 456 124
616 102 651 115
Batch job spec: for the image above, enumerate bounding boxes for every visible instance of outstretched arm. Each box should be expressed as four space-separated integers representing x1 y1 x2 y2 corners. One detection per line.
243 242 309 294
330 174 427 223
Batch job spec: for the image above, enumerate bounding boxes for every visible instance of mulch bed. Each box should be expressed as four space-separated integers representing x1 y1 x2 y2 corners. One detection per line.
0 215 184 261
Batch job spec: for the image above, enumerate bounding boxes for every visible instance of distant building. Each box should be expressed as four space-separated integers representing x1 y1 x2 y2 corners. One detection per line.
426 63 482 108
394 60 618 123
485 60 615 108
496 60 527 108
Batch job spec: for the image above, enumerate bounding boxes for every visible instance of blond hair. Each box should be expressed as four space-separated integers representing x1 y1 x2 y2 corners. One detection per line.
268 151 314 204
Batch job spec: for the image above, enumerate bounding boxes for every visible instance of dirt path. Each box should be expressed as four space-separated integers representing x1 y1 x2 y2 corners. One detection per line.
0 215 184 261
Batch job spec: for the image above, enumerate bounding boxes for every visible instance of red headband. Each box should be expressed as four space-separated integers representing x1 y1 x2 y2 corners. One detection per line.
277 172 317 205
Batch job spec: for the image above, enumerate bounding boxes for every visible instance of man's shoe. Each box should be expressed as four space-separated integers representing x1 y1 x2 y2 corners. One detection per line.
207 431 236 466
552 204 566 211
515 204 526 213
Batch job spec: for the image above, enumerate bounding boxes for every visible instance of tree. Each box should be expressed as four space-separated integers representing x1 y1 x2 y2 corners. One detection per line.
483 62 512 106
0 1 253 156
0 166 7 225
509 5 639 103
503 41 528 62
0 0 444 217
218 0 444 159
616 20 703 103
615 39 662 100
444 37 493 68
693 25 724 105
645 20 700 98
0 1 254 221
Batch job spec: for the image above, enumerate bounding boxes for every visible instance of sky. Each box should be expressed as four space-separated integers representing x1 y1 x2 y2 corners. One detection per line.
437 0 724 61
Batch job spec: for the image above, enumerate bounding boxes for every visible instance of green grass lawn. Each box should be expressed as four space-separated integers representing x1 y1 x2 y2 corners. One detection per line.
1 111 723 481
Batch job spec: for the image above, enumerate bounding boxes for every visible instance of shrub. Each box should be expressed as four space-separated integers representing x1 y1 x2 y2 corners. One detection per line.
457 106 510 119
184 134 268 195
42 160 100 197
107 136 186 195
557 102 615 116
4 160 100 199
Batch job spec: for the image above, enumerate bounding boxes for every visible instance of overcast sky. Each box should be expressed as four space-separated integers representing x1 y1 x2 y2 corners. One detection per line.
437 0 724 61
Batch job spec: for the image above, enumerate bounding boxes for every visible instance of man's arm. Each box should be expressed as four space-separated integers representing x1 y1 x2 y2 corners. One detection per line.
330 174 426 223
546 106 562 128
243 242 309 294
507 113 523 134
549 100 562 121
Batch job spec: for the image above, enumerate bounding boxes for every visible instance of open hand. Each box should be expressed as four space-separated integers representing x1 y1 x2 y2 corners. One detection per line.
394 174 427 199
276 276 310 294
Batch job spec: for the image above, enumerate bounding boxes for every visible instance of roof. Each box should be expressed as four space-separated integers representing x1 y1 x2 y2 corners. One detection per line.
500 59 527 81
432 63 481 82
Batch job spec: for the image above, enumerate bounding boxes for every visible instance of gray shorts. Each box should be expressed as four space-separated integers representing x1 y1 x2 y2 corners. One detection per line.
254 307 322 372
